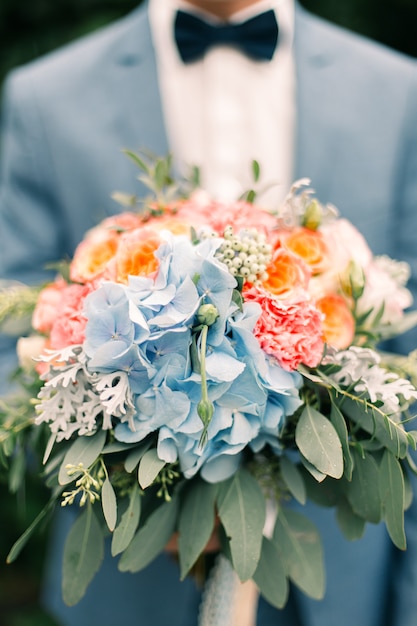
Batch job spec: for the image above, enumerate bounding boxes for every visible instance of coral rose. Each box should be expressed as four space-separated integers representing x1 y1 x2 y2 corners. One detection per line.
278 227 330 275
316 293 355 349
115 227 162 284
243 285 324 371
32 278 68 333
263 249 311 299
49 283 93 349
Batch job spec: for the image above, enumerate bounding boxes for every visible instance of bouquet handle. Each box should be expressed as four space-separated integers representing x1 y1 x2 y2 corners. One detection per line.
198 554 259 626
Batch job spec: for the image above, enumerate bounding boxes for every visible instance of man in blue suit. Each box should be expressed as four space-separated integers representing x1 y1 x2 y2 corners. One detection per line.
1 0 417 624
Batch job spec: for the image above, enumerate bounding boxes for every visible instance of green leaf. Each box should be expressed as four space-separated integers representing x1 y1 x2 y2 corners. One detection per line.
9 446 26 493
380 450 406 549
273 506 325 600
217 468 266 581
58 430 106 485
330 400 353 480
122 149 149 173
342 397 408 458
111 485 141 557
178 479 218 579
138 448 166 489
336 497 366 541
253 537 288 609
155 158 171 190
124 441 151 473
246 189 256 203
118 497 178 573
7 496 57 563
62 505 105 606
295 405 343 479
403 469 413 510
301 469 339 507
102 477 117 532
299 456 327 483
252 159 261 182
102 441 137 454
346 448 381 524
280 455 306 504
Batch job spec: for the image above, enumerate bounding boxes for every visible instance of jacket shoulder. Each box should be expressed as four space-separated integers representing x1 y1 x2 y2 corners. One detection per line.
296 5 417 82
2 4 149 102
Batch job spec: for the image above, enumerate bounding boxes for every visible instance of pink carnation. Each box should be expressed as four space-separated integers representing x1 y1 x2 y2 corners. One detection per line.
174 194 277 236
32 278 68 333
243 285 324 371
49 283 93 349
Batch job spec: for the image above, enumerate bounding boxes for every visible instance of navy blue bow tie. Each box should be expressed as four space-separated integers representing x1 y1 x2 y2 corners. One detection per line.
174 9 279 63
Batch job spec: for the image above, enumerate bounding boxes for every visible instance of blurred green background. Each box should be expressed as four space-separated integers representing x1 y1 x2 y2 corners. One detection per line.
0 1 416 625
0 0 416 90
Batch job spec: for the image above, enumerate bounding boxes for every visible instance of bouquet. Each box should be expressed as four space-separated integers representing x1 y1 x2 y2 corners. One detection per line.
1 153 417 621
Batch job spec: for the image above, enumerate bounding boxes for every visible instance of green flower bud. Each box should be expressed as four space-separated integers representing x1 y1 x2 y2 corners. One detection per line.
303 199 323 230
343 259 366 300
197 398 214 424
197 303 219 326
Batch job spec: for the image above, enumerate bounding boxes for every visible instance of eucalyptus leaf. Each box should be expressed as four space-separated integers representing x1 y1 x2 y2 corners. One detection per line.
280 455 306 504
111 485 141 557
118 496 178 573
138 448 166 489
406 430 417 450
380 450 406 549
43 433 57 464
102 441 137 455
217 468 266 581
273 507 325 600
301 470 339 507
336 497 366 541
7 496 57 563
62 505 105 606
178 479 218 579
58 430 106 486
330 400 353 480
124 440 151 473
9 446 26 493
342 398 408 458
295 406 343 479
253 537 288 609
403 469 413 510
346 448 381 524
102 477 117 532
299 455 327 483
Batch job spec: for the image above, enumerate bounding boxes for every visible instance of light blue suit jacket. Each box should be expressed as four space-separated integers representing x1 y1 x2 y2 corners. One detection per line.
1 2 417 625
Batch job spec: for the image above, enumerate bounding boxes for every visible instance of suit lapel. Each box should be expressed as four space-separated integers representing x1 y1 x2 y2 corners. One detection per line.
104 3 170 168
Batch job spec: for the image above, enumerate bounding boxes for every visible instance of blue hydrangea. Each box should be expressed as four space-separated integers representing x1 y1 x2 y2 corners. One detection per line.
82 232 302 483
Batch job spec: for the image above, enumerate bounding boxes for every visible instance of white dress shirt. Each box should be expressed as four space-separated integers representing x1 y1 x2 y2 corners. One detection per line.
149 0 295 208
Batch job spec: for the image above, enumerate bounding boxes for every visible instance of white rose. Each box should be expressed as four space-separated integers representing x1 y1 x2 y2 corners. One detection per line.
17 335 46 371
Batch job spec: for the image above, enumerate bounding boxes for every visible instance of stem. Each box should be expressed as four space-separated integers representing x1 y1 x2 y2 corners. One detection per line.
198 325 214 448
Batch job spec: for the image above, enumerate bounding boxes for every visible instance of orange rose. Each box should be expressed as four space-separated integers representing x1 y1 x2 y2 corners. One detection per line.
262 249 311 298
115 227 162 283
152 216 192 236
279 227 330 275
316 294 355 349
70 229 119 283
